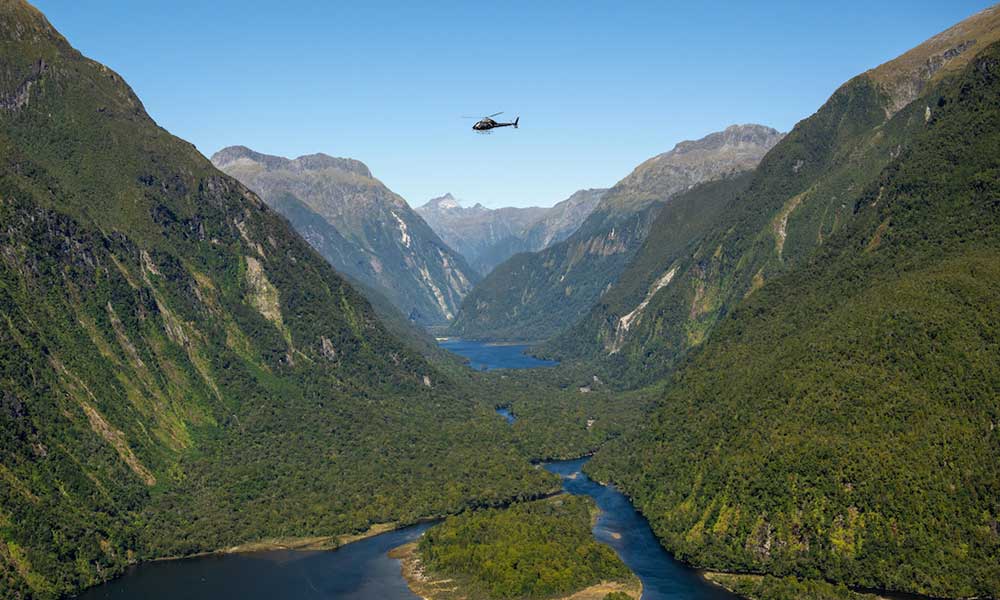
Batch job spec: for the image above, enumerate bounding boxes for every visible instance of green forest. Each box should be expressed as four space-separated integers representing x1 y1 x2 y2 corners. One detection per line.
0 4 555 595
588 39 1000 599
3 2 1000 600
703 573 878 600
418 496 635 599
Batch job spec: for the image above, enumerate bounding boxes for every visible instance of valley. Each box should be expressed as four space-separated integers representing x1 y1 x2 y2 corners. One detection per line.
66 341 723 600
3 1 1000 600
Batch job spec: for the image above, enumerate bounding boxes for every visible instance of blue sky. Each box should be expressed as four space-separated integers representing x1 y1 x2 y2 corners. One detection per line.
35 1 995 208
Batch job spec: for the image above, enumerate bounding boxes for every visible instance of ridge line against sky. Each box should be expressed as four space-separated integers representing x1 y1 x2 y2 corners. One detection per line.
34 0 995 209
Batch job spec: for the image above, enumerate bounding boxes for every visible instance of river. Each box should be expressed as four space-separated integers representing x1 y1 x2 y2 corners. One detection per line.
495 405 516 424
545 458 737 600
79 462 735 600
78 342 735 600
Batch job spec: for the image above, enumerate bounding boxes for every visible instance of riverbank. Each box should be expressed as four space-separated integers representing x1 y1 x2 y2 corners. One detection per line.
390 542 642 600
148 520 410 562
224 521 405 553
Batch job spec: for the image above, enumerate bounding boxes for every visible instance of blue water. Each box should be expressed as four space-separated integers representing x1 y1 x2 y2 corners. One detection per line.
76 523 433 600
545 458 737 600
496 406 516 424
77 460 738 600
437 339 558 371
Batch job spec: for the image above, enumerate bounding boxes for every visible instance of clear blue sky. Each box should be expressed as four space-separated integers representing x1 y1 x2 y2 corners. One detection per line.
34 1 995 208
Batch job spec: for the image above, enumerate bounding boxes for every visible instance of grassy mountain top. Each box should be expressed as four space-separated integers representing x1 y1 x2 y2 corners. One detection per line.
212 145 373 178
601 124 783 212
211 145 412 229
868 3 1000 114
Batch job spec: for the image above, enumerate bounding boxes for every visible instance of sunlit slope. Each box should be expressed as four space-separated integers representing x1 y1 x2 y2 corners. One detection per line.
0 2 549 597
213 147 480 326
590 38 1000 598
549 4 1000 389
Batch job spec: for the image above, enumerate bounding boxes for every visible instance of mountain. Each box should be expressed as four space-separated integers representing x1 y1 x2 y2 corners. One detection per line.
211 147 479 325
449 125 784 340
416 189 605 275
520 188 607 251
585 6 1000 598
416 194 546 275
546 4 1000 388
0 3 549 597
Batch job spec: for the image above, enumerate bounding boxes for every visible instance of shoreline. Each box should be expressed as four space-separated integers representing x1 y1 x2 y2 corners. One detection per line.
389 541 642 600
149 520 418 563
146 484 566 564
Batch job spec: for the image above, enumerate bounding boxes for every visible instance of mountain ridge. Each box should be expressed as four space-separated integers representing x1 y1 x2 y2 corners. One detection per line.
584 14 1000 599
212 145 479 325
449 124 783 340
544 6 1000 386
416 189 604 275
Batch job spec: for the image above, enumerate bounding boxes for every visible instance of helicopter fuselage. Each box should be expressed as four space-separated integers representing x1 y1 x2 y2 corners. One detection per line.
472 117 518 131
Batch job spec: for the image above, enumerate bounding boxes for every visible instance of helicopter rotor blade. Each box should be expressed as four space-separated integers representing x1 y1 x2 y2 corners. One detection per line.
487 111 504 118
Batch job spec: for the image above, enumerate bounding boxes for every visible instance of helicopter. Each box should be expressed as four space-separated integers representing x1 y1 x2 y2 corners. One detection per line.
465 112 519 133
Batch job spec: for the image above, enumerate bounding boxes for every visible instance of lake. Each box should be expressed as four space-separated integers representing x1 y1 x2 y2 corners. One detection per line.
437 338 558 371
76 524 432 600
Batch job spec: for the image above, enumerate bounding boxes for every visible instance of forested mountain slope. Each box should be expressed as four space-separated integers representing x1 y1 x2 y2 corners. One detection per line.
449 125 783 341
589 24 1000 600
212 146 479 325
0 3 549 597
548 4 1000 388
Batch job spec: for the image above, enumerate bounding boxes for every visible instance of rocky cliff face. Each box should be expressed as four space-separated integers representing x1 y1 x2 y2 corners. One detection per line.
520 188 607 253
449 125 782 340
212 147 479 325
416 189 604 276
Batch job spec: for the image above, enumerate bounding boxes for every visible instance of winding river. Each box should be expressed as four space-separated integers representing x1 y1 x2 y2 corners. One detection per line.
78 341 735 600
545 458 736 600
